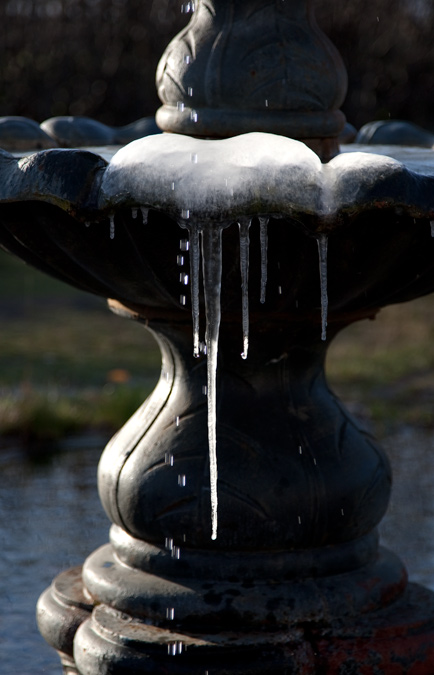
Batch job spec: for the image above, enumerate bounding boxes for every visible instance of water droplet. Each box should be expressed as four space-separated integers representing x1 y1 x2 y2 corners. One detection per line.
140 206 149 224
177 101 185 112
180 294 187 305
165 452 174 466
168 640 183 654
180 238 190 251
191 153 198 164
178 474 186 487
171 546 181 559
181 209 190 220
109 214 115 239
177 254 185 266
166 607 175 620
131 208 138 219
188 86 193 97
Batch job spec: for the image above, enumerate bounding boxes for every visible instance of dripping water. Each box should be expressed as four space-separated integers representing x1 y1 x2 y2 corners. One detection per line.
259 217 269 303
109 214 115 239
316 233 328 341
238 218 251 359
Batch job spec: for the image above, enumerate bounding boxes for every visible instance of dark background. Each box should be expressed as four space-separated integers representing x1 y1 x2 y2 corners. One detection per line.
0 0 433 132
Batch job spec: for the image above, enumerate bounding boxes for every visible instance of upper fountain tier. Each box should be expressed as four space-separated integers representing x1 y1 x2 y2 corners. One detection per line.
1 132 434 333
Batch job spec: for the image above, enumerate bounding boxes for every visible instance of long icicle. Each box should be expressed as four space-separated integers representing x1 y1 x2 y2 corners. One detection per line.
239 218 251 359
201 226 223 540
188 222 201 358
259 216 269 304
317 233 328 341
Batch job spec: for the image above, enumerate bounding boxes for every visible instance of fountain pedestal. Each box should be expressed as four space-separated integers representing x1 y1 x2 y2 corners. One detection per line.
37 289 434 673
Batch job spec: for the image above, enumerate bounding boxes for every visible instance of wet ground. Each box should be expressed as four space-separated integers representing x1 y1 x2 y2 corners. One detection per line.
0 428 433 674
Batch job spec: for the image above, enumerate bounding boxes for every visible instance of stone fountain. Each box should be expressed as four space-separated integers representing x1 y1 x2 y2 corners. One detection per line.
1 0 434 672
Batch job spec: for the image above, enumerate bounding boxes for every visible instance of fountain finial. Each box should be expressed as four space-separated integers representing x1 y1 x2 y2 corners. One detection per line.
156 0 347 161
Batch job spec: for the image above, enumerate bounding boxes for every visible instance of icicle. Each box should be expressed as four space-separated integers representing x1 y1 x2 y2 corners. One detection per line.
140 206 149 224
201 226 223 540
238 218 251 359
259 217 269 304
316 233 328 341
430 220 434 237
187 222 201 358
109 214 115 239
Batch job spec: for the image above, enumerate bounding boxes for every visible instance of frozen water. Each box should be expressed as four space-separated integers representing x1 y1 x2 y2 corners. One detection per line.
259 217 269 303
186 222 201 358
316 234 328 341
99 133 323 220
239 218 250 359
201 226 224 541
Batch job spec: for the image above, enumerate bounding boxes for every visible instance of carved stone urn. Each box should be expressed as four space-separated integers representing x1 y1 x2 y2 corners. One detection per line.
156 0 347 160
0 0 432 673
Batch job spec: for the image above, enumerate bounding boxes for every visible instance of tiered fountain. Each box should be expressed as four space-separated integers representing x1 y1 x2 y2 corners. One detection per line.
1 1 434 672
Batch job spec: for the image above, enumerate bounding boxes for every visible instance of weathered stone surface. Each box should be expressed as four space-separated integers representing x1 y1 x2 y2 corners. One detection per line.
156 0 347 160
0 114 160 151
357 119 434 148
0 116 57 151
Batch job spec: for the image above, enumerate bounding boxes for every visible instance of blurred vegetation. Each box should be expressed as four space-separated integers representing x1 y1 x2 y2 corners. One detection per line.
0 0 433 131
0 247 160 447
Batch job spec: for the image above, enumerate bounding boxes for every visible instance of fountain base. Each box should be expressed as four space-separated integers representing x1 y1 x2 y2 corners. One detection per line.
37 560 434 674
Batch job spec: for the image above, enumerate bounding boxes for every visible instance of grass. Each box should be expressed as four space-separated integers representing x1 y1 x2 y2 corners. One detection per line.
326 295 434 433
0 248 160 448
1 246 434 449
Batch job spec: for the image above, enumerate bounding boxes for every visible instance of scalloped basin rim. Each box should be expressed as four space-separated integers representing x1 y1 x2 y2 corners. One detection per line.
1 134 434 226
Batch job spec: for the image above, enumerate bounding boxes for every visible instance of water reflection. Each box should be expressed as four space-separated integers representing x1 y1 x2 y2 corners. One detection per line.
0 429 433 673
0 442 108 674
